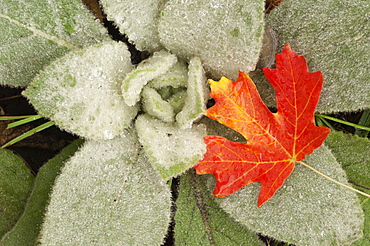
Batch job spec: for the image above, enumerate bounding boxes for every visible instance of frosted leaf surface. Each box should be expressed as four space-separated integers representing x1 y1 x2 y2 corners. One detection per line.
142 86 175 123
325 131 370 246
158 0 265 80
213 145 364 245
0 149 34 238
176 57 208 129
264 0 370 113
0 0 109 87
23 42 137 140
121 50 177 106
100 0 166 52
325 132 370 189
168 89 187 114
135 114 207 180
148 61 188 88
0 139 83 245
39 130 172 245
175 170 262 246
156 86 173 100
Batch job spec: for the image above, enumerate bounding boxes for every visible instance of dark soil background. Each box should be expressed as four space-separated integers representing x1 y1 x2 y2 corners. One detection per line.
0 87 77 175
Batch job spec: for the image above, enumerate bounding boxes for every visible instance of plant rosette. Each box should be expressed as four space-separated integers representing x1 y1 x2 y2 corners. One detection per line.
22 43 209 244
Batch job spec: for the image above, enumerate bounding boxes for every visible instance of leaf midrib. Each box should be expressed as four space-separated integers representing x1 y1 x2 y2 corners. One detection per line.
0 14 79 50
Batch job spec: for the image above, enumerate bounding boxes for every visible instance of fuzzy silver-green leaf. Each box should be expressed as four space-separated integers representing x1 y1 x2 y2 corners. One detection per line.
0 0 109 87
325 131 370 246
214 145 364 245
176 57 208 129
175 170 263 246
100 0 166 52
121 50 177 106
0 139 83 246
159 0 265 79
23 42 137 140
135 114 207 180
39 129 172 245
142 87 175 122
263 0 370 113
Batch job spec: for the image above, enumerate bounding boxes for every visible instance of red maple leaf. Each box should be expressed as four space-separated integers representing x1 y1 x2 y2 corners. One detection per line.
194 44 330 206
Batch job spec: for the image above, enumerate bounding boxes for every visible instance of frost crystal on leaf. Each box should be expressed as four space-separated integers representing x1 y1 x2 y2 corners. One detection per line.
158 0 265 79
265 0 370 113
0 0 110 86
39 130 172 245
136 114 207 180
23 42 137 140
100 0 165 52
121 50 177 106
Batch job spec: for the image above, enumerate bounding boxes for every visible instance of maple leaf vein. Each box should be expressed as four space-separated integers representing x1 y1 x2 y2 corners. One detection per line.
194 44 330 206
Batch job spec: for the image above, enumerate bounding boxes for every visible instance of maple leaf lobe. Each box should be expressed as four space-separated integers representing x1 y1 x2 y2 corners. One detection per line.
194 44 330 206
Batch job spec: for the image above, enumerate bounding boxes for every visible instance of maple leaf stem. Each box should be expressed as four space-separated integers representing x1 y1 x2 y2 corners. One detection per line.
297 161 370 199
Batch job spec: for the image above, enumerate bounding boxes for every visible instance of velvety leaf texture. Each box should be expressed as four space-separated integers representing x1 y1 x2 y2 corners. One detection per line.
264 0 370 113
158 0 265 79
23 42 137 140
0 0 109 86
175 170 262 246
216 145 364 245
325 131 370 245
0 139 83 246
39 129 172 245
0 149 34 238
100 0 165 52
194 44 330 206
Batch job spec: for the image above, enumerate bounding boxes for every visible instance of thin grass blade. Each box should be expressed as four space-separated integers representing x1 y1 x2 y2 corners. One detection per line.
354 109 370 137
0 115 38 120
1 121 55 149
315 115 336 130
316 114 370 132
6 115 43 129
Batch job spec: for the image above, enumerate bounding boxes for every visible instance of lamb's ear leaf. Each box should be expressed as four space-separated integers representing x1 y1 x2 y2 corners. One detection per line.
176 57 208 129
0 149 34 239
0 139 84 245
174 169 263 246
100 0 165 52
261 0 370 113
325 131 370 246
158 0 265 79
0 0 110 87
121 50 177 107
215 145 364 245
141 87 175 123
23 42 137 140
39 129 172 245
148 61 188 89
135 114 206 180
